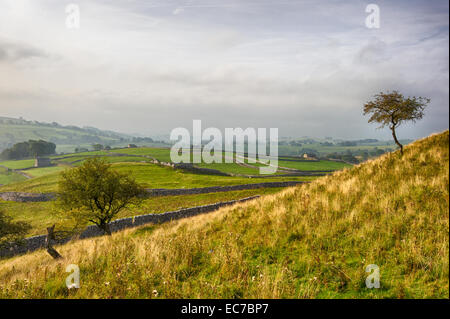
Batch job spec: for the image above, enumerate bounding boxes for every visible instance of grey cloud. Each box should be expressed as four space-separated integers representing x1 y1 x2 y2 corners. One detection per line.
0 39 48 62
0 0 447 140
354 38 389 65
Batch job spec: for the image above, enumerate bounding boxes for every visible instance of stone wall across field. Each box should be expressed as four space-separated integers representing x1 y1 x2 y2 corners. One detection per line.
0 181 306 202
0 192 55 202
172 163 230 176
0 196 260 258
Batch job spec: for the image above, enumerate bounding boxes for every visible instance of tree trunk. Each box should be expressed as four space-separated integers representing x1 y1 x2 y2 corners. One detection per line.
46 225 63 259
100 222 112 236
391 126 403 155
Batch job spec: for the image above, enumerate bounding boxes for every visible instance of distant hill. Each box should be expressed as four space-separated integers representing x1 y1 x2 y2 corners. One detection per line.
0 130 447 298
0 116 157 153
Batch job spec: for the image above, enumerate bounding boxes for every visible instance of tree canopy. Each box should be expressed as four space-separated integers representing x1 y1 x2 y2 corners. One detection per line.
0 140 56 160
364 91 430 154
57 158 146 235
0 210 31 248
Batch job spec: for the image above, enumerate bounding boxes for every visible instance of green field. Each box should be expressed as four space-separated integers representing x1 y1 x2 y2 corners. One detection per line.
110 147 173 162
71 156 151 166
278 160 351 171
52 156 90 164
0 159 35 170
0 162 315 193
0 145 350 189
0 146 352 187
196 162 284 175
24 166 67 178
277 142 398 156
0 167 27 185
50 150 111 159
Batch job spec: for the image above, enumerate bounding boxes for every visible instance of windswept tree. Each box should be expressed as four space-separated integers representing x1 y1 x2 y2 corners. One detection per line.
364 91 430 154
0 210 30 248
58 158 146 235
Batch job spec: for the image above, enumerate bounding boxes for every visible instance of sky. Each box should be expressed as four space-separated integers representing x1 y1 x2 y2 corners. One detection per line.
0 0 448 139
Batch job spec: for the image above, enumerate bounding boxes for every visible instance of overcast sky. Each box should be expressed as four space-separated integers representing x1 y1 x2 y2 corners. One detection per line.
0 0 448 139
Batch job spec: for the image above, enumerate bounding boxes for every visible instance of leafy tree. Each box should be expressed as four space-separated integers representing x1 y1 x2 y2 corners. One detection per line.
338 141 357 147
0 210 31 248
28 140 56 157
75 147 89 153
0 140 55 160
364 91 430 154
361 151 369 161
92 144 104 151
57 158 146 235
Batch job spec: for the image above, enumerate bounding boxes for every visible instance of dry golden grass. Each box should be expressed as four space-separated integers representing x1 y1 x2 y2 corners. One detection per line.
0 131 448 298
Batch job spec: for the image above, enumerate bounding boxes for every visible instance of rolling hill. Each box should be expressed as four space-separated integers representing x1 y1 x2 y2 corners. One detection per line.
0 116 158 153
0 130 448 298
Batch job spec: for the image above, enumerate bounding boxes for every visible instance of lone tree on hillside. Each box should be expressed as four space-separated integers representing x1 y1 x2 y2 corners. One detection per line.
58 157 146 235
0 210 30 248
364 91 430 154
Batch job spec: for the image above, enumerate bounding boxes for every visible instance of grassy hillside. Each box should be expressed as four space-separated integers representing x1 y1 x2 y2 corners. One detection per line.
0 116 167 153
0 117 125 151
0 131 448 298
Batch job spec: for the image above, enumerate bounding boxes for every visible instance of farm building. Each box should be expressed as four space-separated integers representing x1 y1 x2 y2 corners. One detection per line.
34 157 51 168
302 153 317 160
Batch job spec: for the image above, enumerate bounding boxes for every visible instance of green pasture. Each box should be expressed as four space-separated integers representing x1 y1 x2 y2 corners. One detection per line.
0 167 28 185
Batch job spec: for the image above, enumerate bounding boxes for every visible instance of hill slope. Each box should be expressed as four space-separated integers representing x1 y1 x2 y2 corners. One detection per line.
0 131 448 298
0 116 149 153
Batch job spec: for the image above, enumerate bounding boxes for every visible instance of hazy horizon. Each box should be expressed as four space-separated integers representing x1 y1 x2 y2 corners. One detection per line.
0 0 448 140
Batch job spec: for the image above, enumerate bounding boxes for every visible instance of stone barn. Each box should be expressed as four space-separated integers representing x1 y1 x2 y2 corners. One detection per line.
35 157 51 168
302 153 317 160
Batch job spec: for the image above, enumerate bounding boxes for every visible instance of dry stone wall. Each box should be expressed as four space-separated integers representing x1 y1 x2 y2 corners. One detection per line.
0 181 306 202
0 192 55 202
